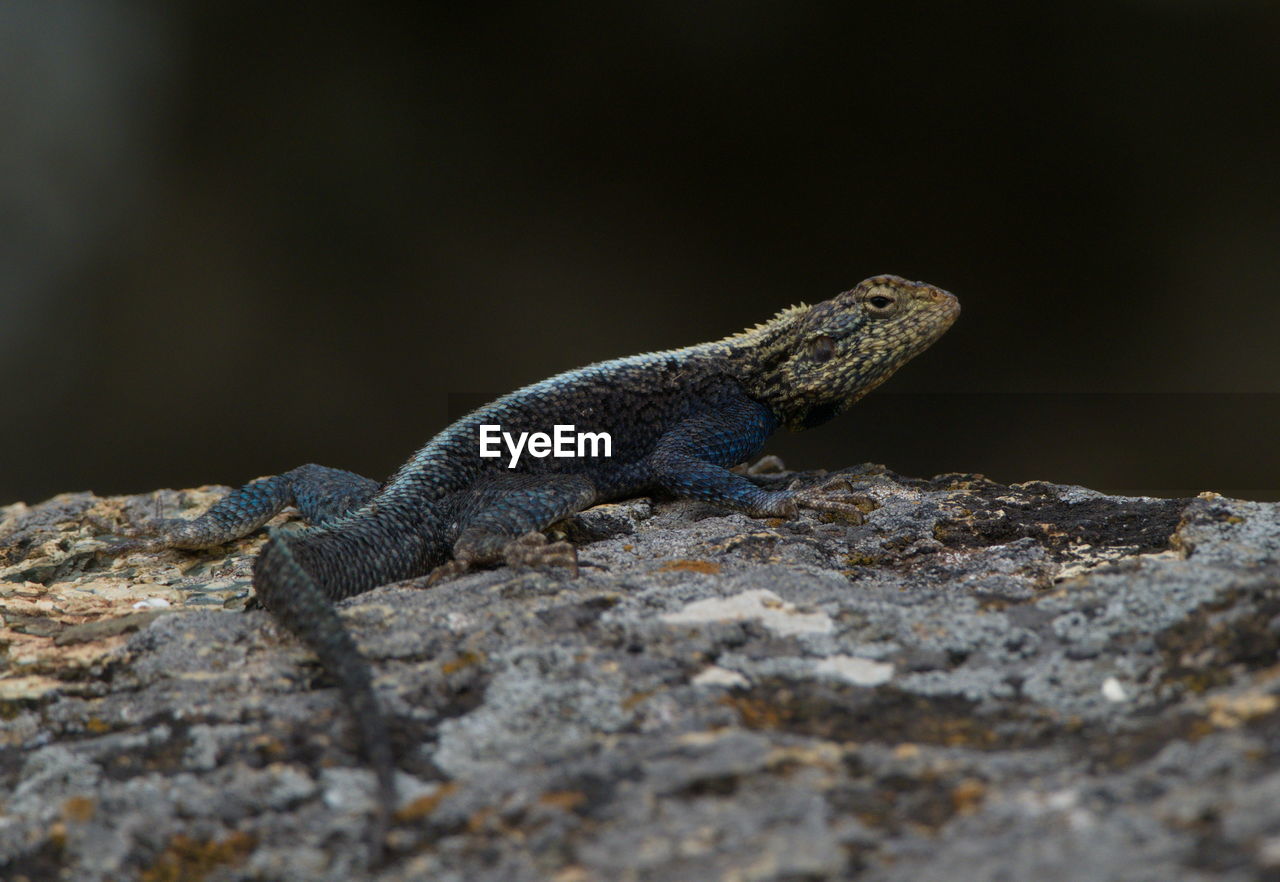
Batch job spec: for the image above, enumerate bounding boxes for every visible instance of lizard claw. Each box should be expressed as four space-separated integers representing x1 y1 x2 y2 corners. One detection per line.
95 526 172 556
423 558 472 586
422 532 580 586
503 532 579 577
788 476 875 524
82 513 158 556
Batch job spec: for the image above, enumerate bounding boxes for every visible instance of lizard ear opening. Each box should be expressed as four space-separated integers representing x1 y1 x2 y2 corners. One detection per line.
806 335 836 363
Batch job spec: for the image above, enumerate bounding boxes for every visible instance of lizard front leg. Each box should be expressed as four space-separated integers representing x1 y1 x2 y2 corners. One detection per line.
649 408 869 523
427 473 598 584
106 463 380 552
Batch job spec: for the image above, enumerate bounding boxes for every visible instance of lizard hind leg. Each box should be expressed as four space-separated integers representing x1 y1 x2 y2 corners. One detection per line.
426 474 597 585
104 463 380 553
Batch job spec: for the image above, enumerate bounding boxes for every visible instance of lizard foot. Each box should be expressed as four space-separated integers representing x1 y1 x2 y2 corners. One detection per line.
81 513 158 556
423 558 472 586
789 476 875 525
502 531 579 576
423 532 580 585
94 531 167 557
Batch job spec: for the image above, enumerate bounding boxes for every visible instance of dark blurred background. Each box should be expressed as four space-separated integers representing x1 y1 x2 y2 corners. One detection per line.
2 1 1278 505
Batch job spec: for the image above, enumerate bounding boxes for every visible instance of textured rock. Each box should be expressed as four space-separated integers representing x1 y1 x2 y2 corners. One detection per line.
2 466 1279 880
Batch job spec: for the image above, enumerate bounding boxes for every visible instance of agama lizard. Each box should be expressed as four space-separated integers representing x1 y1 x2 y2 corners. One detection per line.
106 274 959 857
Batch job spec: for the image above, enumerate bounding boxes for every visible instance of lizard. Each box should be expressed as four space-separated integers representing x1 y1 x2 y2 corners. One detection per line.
104 274 959 858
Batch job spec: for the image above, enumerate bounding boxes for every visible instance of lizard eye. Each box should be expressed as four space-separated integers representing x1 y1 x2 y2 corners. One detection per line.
807 334 836 363
864 293 898 316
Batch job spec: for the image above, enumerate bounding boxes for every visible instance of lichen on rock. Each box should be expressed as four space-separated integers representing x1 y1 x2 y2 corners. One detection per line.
2 468 1279 880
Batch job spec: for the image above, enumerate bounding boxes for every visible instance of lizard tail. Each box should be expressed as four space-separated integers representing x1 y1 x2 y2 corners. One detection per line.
253 532 396 865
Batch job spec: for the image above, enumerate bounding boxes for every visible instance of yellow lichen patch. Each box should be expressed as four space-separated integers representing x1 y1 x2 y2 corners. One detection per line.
951 777 987 815
1206 692 1279 729
465 805 497 835
0 566 181 686
2 625 139 693
140 831 256 882
1053 546 1180 583
0 674 67 705
657 559 721 575
538 790 587 811
719 693 785 730
711 531 779 553
248 734 288 763
893 743 921 760
4 577 153 617
764 742 844 774
674 728 736 748
0 493 260 698
441 650 486 675
621 689 656 711
47 820 68 850
61 795 96 823
394 782 459 823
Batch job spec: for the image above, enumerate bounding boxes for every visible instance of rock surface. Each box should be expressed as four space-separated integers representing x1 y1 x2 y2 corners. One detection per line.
2 466 1279 881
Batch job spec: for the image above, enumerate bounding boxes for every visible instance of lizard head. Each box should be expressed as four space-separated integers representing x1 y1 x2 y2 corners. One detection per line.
738 275 960 431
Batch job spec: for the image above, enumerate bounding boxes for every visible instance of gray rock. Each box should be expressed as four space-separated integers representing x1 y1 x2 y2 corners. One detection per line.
2 472 1279 880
